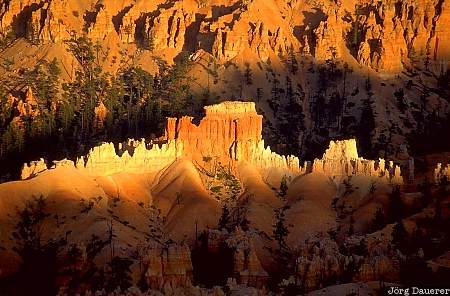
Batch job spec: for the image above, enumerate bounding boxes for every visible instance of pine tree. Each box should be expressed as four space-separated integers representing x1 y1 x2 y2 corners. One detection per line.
218 204 231 231
148 205 166 246
106 256 133 292
244 63 253 85
63 35 109 139
157 51 193 116
279 175 288 200
357 92 376 156
389 185 404 222
146 30 156 52
256 87 263 102
371 207 386 232
392 221 409 254
287 45 298 75
272 205 291 252
11 196 66 296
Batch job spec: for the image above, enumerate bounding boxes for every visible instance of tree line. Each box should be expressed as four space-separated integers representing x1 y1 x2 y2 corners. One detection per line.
0 35 195 179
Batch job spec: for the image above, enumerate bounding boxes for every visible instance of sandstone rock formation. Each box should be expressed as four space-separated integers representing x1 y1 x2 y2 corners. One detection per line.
165 101 300 172
20 102 403 183
78 140 183 177
434 163 450 184
16 87 40 118
21 158 47 179
145 8 193 51
295 237 345 291
202 228 270 288
312 139 403 184
145 244 193 290
314 10 344 62
226 228 269 288
2 0 450 166
165 101 264 162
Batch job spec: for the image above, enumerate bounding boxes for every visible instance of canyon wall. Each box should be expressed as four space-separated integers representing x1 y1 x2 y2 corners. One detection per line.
2 0 449 74
2 0 450 166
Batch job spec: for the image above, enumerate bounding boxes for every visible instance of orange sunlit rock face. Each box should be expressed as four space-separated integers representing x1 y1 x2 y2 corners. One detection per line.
165 101 263 162
20 101 404 182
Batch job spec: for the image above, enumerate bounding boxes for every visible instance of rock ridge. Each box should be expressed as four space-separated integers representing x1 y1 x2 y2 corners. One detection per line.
20 101 403 183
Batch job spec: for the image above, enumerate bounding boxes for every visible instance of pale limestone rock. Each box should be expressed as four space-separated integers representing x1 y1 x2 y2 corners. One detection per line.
21 158 47 180
357 39 372 66
20 102 404 184
39 0 71 43
78 140 183 176
22 1 71 43
23 101 301 178
296 237 345 291
16 87 40 118
51 159 75 169
302 35 311 56
227 229 269 288
312 139 403 184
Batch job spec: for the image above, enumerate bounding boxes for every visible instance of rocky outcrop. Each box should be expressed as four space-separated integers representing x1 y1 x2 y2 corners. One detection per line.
145 244 193 290
12 1 72 43
16 87 40 118
350 0 450 73
1 0 449 75
165 101 301 172
20 101 300 178
207 1 298 63
430 1 450 69
77 140 183 177
21 158 47 179
165 101 263 161
144 8 193 51
20 102 404 181
86 5 115 40
434 163 450 184
314 10 344 61
5 87 41 133
295 237 345 291
226 228 269 288
202 228 269 288
312 139 403 184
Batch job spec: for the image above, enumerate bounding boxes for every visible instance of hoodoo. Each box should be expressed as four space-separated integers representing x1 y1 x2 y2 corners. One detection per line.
20 101 403 182
21 101 303 178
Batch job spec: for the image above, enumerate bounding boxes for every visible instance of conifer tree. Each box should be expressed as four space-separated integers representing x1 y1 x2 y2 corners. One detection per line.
244 63 253 85
218 204 231 231
371 207 386 232
272 205 291 252
392 221 409 254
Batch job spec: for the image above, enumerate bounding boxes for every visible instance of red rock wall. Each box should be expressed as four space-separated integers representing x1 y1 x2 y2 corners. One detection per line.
165 101 263 163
